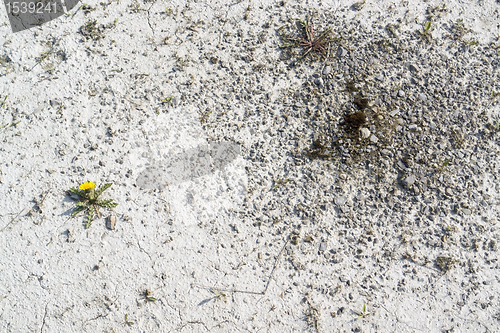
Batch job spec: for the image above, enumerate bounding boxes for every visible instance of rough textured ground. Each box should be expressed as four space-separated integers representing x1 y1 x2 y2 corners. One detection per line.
1 0 500 332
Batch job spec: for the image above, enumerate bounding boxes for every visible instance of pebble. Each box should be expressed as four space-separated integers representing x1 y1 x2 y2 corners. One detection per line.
380 149 391 156
319 242 327 252
107 214 116 230
389 109 400 117
323 65 332 75
409 63 420 72
335 196 347 206
375 74 384 81
369 134 378 143
360 127 370 139
398 90 405 97
337 46 348 58
404 175 416 187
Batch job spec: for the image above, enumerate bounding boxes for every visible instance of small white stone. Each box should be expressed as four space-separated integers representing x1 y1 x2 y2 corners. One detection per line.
404 175 416 187
335 196 347 206
360 128 370 139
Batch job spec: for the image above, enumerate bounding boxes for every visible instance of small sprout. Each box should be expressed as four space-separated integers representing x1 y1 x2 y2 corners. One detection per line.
124 314 134 326
113 18 118 25
437 160 450 172
419 20 432 42
485 122 500 138
165 7 173 15
199 111 212 123
210 288 227 302
424 21 431 32
44 65 55 73
161 96 173 104
1 95 7 108
38 50 52 63
272 179 290 190
356 304 370 319
142 289 157 302
68 182 118 228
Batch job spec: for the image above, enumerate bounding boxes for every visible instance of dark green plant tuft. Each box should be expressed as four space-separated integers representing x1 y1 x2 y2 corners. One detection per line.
69 182 118 228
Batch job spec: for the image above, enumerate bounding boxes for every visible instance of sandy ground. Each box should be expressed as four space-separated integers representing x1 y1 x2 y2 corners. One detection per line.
1 0 500 332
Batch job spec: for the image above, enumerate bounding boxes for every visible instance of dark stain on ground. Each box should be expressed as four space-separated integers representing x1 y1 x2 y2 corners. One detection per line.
354 98 370 110
344 111 367 131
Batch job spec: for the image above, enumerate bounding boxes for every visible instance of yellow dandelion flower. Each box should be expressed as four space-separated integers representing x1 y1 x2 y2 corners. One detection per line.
79 181 95 191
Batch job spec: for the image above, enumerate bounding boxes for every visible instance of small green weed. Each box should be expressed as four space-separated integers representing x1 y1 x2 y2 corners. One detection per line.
437 160 450 172
419 20 432 43
272 179 290 190
124 314 134 326
69 181 118 228
38 49 53 64
161 96 173 104
487 122 500 135
142 289 157 302
210 288 227 303
0 120 20 129
355 304 370 319
199 110 212 123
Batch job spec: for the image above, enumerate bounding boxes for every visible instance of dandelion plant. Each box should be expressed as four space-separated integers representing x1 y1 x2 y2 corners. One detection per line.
69 181 118 228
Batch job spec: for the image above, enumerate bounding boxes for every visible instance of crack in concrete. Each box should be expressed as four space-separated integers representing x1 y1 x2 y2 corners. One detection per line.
39 302 48 333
